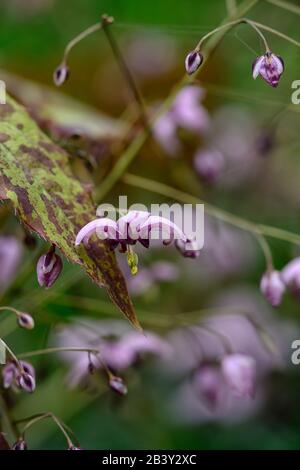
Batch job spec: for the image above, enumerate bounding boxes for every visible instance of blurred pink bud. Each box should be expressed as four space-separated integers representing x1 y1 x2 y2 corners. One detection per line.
252 52 284 88
194 149 224 184
221 354 256 398
68 445 82 450
260 270 285 307
185 51 203 75
53 63 70 86
109 376 128 396
12 439 27 450
17 312 35 330
193 364 224 410
281 257 300 295
175 238 201 258
37 247 63 288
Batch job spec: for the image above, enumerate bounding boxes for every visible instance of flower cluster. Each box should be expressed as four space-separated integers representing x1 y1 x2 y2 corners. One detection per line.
2 360 36 393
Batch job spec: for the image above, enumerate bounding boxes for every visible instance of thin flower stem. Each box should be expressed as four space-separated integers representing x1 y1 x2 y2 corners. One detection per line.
255 234 274 271
62 22 102 63
266 0 300 15
252 20 300 48
0 339 22 371
94 0 258 201
18 346 99 359
101 14 150 130
20 412 74 448
195 18 270 52
122 172 300 247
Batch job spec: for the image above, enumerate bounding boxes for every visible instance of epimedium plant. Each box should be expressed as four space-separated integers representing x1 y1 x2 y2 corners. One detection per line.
1 0 300 450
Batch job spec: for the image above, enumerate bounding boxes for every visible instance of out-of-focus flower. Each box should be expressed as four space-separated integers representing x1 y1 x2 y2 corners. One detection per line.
109 375 128 396
2 361 36 393
126 33 178 78
17 312 35 330
0 236 23 293
12 439 27 450
193 364 225 410
68 445 82 450
76 211 195 258
281 257 300 295
175 238 201 259
37 246 63 289
53 63 70 87
127 261 180 297
153 86 210 156
55 320 172 387
221 354 256 398
252 52 284 88
260 270 286 307
185 51 203 75
194 148 224 184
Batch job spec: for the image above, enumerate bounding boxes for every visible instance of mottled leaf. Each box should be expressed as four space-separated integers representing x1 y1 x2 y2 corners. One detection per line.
0 95 140 329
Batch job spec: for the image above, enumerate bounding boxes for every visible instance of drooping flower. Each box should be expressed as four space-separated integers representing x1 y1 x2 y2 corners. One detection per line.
192 364 225 410
194 148 224 184
17 312 35 330
282 258 300 296
260 270 286 307
175 237 201 259
55 319 172 387
53 63 70 87
12 439 28 450
37 246 63 289
221 354 256 398
109 375 128 396
2 360 36 393
76 211 193 256
185 51 203 75
252 52 284 88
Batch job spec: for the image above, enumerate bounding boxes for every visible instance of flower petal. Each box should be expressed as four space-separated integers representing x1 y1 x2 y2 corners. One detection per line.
75 218 119 246
252 55 265 79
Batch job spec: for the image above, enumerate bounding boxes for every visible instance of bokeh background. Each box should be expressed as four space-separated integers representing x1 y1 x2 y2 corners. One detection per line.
1 0 300 450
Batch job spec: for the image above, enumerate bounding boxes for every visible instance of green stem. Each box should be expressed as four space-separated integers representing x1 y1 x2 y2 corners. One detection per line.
94 0 258 202
18 346 99 359
63 22 102 64
266 0 300 15
122 172 300 247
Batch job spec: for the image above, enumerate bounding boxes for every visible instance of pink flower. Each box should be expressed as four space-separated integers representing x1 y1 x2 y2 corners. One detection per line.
2 361 36 393
252 52 284 88
193 364 225 410
281 257 300 295
260 270 286 307
221 354 256 398
194 148 224 184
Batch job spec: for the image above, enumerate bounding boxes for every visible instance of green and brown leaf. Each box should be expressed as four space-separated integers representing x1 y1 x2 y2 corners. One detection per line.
0 95 139 329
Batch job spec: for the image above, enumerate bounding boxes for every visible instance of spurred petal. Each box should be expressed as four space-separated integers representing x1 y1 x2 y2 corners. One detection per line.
252 55 264 79
139 216 187 243
75 218 119 246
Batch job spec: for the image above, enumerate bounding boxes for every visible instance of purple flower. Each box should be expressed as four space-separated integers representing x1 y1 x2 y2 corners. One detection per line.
68 445 82 450
55 320 172 387
12 439 27 450
221 354 256 398
37 246 63 288
53 63 70 87
109 376 128 396
282 258 300 295
252 52 284 88
260 270 286 307
193 364 224 410
2 360 36 393
185 51 203 75
175 238 201 258
75 211 188 254
17 312 35 330
194 148 224 184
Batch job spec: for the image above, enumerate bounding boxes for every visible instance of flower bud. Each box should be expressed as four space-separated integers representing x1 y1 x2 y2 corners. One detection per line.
53 63 70 86
18 372 36 393
68 445 82 450
252 52 284 88
109 376 128 396
185 50 203 75
12 439 27 450
193 364 223 410
281 257 300 295
260 270 285 307
221 353 256 398
17 312 35 330
37 247 63 289
194 149 224 184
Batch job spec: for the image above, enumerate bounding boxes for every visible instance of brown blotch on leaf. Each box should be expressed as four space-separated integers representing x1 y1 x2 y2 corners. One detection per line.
0 133 10 143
